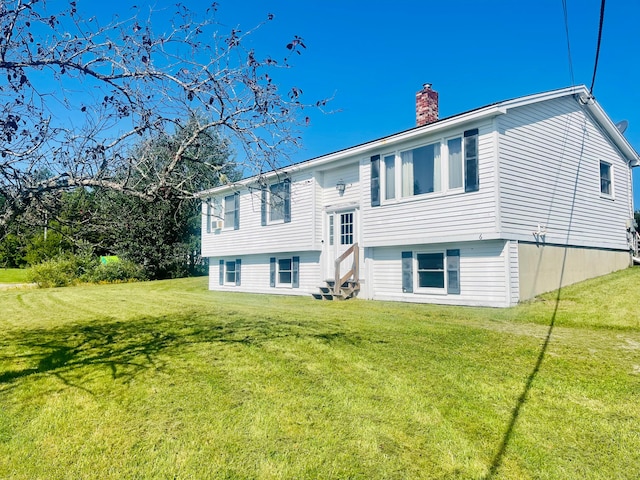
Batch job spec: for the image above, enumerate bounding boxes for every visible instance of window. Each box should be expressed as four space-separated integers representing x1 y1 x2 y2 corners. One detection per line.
219 259 241 286
329 214 334 246
270 256 299 288
402 250 460 294
447 137 463 189
600 161 612 196
417 253 445 289
205 198 222 233
374 128 479 205
384 154 396 200
270 182 286 221
225 261 236 283
401 142 441 197
224 193 239 230
278 258 292 285
261 179 291 224
340 212 354 245
370 155 380 207
464 129 479 192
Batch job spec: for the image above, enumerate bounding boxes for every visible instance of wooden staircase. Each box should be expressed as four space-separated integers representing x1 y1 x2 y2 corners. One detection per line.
313 279 360 301
313 243 360 300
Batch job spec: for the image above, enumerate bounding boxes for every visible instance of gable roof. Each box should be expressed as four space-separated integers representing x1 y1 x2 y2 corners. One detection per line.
201 85 639 196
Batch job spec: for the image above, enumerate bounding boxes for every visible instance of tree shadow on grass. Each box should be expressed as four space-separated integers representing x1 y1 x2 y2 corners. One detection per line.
0 313 354 394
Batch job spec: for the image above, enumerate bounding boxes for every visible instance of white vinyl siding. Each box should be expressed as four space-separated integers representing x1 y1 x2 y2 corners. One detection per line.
498 97 631 250
361 123 497 246
202 172 317 257
370 240 511 307
208 252 320 296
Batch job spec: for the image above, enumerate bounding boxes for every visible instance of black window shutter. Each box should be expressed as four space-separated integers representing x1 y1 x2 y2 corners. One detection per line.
464 129 479 192
401 251 413 293
233 192 240 230
292 256 299 288
371 155 380 207
235 259 241 286
261 185 267 226
446 249 460 294
284 178 291 223
270 257 276 287
219 259 224 285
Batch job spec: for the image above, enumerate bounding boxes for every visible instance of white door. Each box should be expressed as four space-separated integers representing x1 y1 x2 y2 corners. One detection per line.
325 209 356 279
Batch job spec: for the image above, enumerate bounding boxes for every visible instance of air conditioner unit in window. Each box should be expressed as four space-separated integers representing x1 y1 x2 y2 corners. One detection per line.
214 220 224 230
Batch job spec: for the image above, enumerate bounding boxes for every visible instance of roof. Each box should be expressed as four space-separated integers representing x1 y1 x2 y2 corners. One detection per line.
200 85 640 196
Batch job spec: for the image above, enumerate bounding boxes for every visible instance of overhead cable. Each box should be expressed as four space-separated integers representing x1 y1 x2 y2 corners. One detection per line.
589 0 606 94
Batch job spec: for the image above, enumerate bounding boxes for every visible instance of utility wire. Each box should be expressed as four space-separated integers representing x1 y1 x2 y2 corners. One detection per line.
590 0 606 94
561 0 575 86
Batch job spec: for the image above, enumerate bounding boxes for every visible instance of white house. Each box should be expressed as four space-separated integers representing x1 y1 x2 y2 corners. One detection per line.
200 85 639 307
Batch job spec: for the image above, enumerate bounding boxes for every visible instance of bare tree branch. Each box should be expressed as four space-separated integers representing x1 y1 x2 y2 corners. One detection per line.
0 0 321 225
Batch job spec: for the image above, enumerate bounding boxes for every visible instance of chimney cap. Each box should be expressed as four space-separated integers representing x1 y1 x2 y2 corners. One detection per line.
422 83 432 90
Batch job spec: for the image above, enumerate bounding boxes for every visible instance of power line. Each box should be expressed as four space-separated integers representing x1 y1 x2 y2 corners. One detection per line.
561 0 575 86
590 0 606 94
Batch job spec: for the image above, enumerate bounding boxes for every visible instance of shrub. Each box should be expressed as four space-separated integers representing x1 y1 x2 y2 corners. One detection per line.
83 259 147 283
28 254 146 288
28 256 80 288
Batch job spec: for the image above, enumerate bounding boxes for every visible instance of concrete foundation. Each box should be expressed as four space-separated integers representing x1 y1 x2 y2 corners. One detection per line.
518 243 631 301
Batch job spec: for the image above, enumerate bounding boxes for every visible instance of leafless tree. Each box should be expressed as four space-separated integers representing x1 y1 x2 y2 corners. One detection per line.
0 0 322 225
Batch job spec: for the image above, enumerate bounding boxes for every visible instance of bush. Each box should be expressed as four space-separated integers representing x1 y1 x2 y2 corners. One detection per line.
28 256 80 288
28 254 146 288
83 259 147 283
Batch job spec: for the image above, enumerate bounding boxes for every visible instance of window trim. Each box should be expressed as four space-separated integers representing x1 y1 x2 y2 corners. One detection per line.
375 128 479 206
270 256 299 288
402 250 461 295
599 160 613 198
262 179 291 224
400 141 442 198
221 259 241 286
416 252 446 293
224 193 240 230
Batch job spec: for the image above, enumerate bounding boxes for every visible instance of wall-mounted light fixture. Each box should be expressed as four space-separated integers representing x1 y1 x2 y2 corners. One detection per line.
336 179 346 195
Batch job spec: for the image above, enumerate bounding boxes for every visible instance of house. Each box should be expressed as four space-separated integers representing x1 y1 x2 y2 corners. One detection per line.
200 85 639 308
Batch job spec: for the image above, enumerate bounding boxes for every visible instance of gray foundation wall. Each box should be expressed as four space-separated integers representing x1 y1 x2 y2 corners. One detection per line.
518 243 631 301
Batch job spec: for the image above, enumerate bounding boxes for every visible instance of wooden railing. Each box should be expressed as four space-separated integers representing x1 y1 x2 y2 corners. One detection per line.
334 243 359 294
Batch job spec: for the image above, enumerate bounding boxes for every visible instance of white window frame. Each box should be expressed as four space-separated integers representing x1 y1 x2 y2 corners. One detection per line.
599 160 614 198
382 153 397 201
376 130 479 206
415 251 446 294
445 135 464 192
277 257 293 287
224 260 237 285
223 194 237 229
206 198 222 233
400 141 442 198
269 181 287 223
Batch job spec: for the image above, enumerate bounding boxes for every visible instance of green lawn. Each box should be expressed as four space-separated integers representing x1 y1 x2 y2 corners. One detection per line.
0 269 639 479
0 268 30 284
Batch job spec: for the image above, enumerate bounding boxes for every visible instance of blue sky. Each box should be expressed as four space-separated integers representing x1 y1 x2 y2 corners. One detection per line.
83 0 640 207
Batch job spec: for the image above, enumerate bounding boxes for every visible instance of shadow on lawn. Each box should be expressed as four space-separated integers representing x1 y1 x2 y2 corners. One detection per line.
0 313 351 393
485 135 585 477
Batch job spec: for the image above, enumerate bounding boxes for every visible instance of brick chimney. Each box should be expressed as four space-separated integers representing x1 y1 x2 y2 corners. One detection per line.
416 83 438 126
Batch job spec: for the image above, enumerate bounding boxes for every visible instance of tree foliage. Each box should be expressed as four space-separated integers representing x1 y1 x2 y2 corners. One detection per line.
0 0 319 225
0 119 235 278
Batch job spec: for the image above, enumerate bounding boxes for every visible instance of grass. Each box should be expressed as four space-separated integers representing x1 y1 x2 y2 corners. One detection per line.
0 268 30 284
0 268 639 479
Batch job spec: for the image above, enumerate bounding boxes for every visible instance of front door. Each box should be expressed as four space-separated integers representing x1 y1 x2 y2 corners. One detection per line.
325 209 356 279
